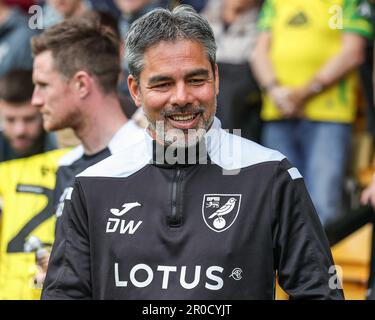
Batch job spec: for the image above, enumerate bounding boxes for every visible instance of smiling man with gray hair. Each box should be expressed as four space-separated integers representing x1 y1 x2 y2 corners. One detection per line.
42 5 344 300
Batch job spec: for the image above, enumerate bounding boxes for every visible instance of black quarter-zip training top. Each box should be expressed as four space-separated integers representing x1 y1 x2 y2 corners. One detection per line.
42 118 344 300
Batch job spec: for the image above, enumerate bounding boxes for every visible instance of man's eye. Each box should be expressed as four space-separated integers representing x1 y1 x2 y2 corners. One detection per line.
189 78 205 85
37 83 47 89
25 116 38 123
153 83 172 89
5 118 15 124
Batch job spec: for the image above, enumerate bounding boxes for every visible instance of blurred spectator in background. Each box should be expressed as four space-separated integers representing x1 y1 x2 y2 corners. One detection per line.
361 45 375 142
43 0 90 28
0 69 66 299
359 0 375 146
359 13 375 300
361 0 375 209
0 0 38 75
115 0 160 37
173 0 207 12
361 175 375 208
89 0 121 17
361 38 375 209
4 0 37 12
0 70 56 162
114 0 165 53
48 0 89 17
202 0 262 141
114 0 165 96
252 0 373 226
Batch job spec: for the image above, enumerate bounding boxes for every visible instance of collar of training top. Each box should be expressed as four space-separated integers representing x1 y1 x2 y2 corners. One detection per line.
76 117 287 179
148 118 222 168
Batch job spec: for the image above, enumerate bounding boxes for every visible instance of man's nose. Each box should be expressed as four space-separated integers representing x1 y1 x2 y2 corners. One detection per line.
31 87 43 107
14 121 27 136
170 82 193 106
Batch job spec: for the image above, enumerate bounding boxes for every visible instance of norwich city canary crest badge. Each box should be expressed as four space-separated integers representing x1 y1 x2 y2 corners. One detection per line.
202 194 241 233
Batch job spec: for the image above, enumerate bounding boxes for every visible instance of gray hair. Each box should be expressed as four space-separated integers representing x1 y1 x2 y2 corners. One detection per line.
125 5 217 83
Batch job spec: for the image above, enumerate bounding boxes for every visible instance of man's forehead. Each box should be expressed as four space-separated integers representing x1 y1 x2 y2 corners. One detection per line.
144 39 208 61
141 40 213 79
34 50 55 73
33 50 62 83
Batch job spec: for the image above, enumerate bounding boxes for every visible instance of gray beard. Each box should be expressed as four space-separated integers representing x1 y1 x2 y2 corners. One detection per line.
143 103 216 148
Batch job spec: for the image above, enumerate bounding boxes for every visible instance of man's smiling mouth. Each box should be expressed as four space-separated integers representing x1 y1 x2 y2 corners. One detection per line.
166 111 202 130
168 113 198 122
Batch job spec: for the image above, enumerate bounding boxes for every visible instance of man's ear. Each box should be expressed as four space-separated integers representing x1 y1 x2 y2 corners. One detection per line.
128 75 142 108
73 71 91 99
214 63 220 96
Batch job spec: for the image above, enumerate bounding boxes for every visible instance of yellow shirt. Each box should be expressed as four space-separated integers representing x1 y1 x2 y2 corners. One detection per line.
0 149 68 300
258 0 373 123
